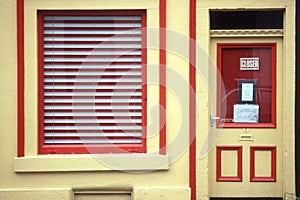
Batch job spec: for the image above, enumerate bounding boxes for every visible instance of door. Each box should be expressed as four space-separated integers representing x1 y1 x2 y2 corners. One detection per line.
208 37 283 198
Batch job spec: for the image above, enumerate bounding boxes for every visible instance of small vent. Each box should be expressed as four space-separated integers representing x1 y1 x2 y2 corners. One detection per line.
74 190 131 200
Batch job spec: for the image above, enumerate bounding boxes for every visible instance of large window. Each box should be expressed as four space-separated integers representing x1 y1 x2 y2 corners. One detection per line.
38 10 147 154
217 43 276 128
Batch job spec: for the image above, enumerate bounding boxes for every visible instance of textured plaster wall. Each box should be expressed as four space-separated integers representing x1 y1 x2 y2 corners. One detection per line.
0 0 296 199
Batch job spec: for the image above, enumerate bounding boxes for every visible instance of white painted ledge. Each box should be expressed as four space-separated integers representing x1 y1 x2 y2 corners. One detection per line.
14 154 169 172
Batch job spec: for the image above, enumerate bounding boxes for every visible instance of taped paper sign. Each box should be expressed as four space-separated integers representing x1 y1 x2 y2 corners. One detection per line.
233 104 259 123
240 57 259 70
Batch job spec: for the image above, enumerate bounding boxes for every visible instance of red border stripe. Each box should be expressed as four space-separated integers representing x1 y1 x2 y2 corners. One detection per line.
17 0 25 157
159 0 167 155
189 0 196 199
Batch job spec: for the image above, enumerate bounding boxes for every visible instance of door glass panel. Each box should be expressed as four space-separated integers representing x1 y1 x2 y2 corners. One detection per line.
217 43 276 128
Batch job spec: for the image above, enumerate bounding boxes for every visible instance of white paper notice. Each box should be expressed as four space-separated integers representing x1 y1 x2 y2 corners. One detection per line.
241 83 253 102
233 104 259 123
240 58 259 70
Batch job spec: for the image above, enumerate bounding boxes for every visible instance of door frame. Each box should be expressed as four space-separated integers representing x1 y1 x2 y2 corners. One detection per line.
295 0 300 197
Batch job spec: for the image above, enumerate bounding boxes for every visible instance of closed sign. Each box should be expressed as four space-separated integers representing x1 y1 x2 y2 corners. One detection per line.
240 57 259 70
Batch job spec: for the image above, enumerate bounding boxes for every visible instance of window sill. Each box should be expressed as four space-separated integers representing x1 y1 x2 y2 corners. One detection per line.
14 154 169 172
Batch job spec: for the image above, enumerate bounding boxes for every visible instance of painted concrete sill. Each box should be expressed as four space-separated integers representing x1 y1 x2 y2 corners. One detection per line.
14 154 169 172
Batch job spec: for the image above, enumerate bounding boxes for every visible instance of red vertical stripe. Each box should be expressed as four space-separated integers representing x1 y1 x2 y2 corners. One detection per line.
189 0 196 199
271 45 277 126
159 0 167 155
37 12 45 154
142 11 148 152
17 0 25 157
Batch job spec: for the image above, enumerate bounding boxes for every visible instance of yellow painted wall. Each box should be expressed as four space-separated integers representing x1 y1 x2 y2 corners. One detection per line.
0 0 296 199
0 0 191 199
195 0 296 199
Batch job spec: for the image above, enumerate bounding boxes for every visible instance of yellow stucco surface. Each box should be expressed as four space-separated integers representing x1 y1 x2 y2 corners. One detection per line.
0 0 296 199
195 0 295 198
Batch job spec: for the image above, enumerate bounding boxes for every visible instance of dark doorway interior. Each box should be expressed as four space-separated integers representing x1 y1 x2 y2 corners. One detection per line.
210 11 283 30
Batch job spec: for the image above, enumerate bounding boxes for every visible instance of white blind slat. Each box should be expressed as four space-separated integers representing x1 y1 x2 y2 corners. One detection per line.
44 139 142 144
44 92 141 96
44 30 141 35
44 105 142 110
44 126 141 130
44 58 142 63
44 37 141 42
44 119 141 123
44 85 141 90
44 64 142 69
44 51 142 56
44 44 141 48
44 99 142 103
44 112 142 117
44 78 142 83
44 71 141 76
44 23 141 28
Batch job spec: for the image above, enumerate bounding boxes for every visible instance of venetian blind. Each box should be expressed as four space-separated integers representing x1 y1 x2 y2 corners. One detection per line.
42 15 144 146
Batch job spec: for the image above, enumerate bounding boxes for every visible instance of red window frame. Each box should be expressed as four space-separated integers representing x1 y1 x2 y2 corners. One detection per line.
37 10 147 154
217 43 277 128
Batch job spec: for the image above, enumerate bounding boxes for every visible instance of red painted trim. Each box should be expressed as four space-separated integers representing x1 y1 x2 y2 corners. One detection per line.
39 144 146 154
221 123 276 128
271 45 277 125
216 43 277 128
216 146 243 182
38 10 147 154
38 11 45 155
159 0 166 155
37 10 146 16
17 0 25 157
141 11 147 153
250 146 277 182
189 0 196 199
